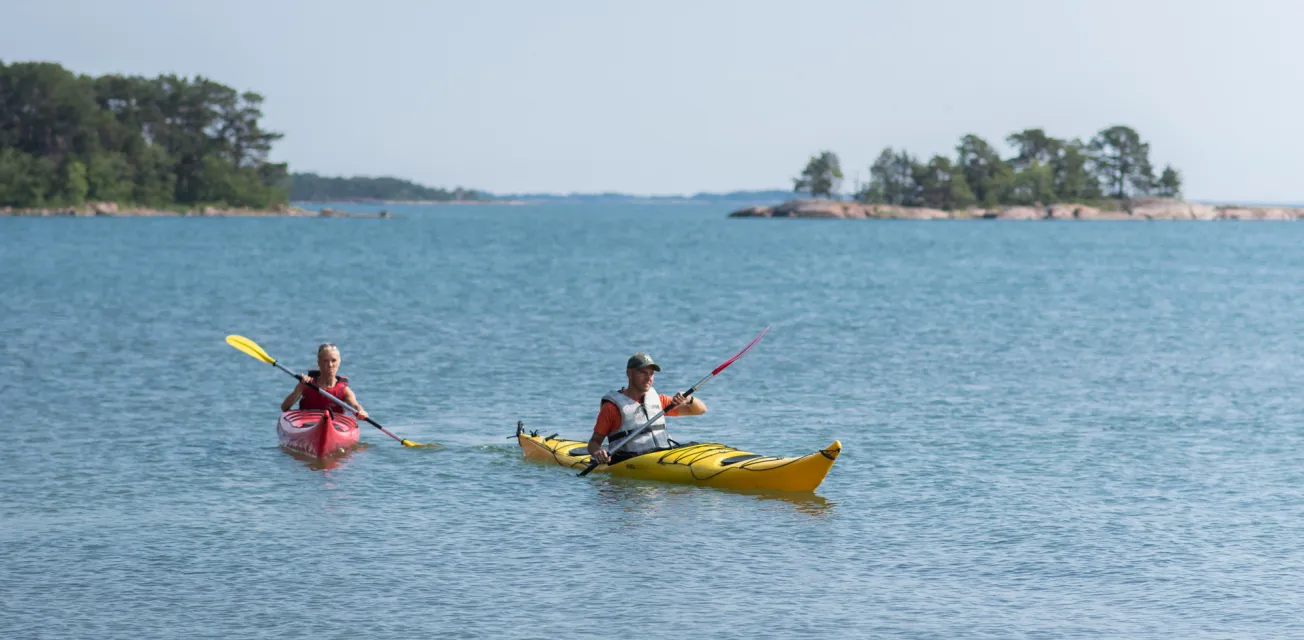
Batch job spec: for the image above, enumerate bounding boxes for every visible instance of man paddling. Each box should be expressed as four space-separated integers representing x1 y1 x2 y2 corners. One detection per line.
586 352 706 465
280 343 369 421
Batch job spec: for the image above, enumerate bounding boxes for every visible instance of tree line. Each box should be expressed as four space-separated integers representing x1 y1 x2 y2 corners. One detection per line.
0 61 287 208
289 173 484 202
794 125 1182 209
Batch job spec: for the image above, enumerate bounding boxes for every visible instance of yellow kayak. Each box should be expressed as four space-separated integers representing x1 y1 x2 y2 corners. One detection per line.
515 423 841 492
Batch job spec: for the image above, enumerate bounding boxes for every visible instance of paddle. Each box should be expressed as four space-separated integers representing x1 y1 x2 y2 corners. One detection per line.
577 326 770 477
225 335 437 448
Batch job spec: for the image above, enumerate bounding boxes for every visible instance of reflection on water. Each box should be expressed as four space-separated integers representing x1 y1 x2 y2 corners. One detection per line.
732 488 835 517
282 442 368 472
594 475 835 518
16 211 1304 636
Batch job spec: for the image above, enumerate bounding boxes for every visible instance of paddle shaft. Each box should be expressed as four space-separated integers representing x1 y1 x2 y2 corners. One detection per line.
577 326 769 477
273 361 407 444
575 376 712 477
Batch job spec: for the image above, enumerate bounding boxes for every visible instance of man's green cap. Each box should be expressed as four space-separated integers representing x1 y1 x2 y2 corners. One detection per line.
626 353 661 371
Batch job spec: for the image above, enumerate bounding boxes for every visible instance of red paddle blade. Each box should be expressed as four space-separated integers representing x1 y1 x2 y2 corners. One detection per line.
711 326 769 375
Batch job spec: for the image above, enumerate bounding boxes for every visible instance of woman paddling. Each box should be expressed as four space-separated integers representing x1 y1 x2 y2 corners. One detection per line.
280 343 369 421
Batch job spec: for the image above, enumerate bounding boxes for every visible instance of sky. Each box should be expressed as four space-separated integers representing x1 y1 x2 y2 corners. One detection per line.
2 0 1301 201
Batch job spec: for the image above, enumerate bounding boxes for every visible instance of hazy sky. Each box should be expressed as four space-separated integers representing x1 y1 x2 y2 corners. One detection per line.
3 0 1301 200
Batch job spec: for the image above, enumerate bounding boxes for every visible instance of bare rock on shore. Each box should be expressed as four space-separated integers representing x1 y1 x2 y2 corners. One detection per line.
1217 206 1296 220
729 199 974 220
730 197 1304 221
729 199 948 219
1 202 333 217
870 204 952 219
773 199 856 218
996 206 1041 220
1126 198 1219 220
1045 204 1103 219
729 205 774 218
316 207 393 218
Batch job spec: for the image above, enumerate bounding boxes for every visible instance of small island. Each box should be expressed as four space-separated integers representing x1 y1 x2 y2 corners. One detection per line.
735 128 1301 220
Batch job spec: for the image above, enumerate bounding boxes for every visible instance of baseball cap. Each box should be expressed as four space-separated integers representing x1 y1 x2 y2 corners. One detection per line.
626 352 661 371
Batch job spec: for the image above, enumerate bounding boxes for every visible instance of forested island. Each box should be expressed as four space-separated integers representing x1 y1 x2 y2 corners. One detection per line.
0 61 478 215
733 127 1302 219
0 61 291 212
791 126 1180 209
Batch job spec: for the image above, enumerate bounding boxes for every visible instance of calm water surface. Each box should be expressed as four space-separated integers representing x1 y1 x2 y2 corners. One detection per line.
4 204 1304 638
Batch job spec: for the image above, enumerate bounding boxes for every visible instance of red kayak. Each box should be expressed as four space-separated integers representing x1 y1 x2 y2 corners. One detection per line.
277 410 360 458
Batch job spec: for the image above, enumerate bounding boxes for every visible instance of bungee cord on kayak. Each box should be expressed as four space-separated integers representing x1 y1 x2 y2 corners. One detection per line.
516 424 841 492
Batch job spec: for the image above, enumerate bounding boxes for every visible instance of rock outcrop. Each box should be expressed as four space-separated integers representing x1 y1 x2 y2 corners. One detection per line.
729 198 1304 221
0 202 391 217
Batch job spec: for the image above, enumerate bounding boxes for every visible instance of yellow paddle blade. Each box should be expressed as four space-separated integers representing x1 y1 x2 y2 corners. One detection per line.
401 440 440 448
225 335 276 364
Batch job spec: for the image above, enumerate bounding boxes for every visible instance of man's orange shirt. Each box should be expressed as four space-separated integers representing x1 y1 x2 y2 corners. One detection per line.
593 394 682 437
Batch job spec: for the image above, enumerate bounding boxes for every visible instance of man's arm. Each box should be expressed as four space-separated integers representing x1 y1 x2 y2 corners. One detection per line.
665 393 707 416
587 431 610 464
587 402 619 463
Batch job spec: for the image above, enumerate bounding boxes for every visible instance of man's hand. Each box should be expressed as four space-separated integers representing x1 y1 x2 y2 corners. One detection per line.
671 392 692 410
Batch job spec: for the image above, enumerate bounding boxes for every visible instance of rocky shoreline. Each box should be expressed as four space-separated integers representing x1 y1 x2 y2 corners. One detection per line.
729 198 1304 221
0 202 393 218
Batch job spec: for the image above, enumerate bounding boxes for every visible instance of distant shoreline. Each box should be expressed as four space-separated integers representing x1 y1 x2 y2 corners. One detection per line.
294 199 527 206
8 197 1302 219
0 203 392 218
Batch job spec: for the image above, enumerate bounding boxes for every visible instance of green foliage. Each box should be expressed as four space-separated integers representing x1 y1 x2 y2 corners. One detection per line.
1089 125 1155 199
63 160 89 205
914 155 970 210
956 134 1014 207
844 124 1173 210
194 155 288 208
288 172 478 202
860 147 916 205
1007 128 1060 170
793 151 843 199
0 148 57 207
1157 165 1182 197
1051 140 1101 202
858 151 977 211
946 163 977 209
132 144 178 207
0 61 288 208
86 152 134 202
1009 160 1056 205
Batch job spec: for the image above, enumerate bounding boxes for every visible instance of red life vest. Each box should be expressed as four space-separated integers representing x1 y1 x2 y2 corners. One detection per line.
299 370 350 412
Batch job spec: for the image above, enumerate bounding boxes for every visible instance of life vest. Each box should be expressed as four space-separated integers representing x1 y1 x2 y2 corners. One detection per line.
603 386 671 457
299 370 349 412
